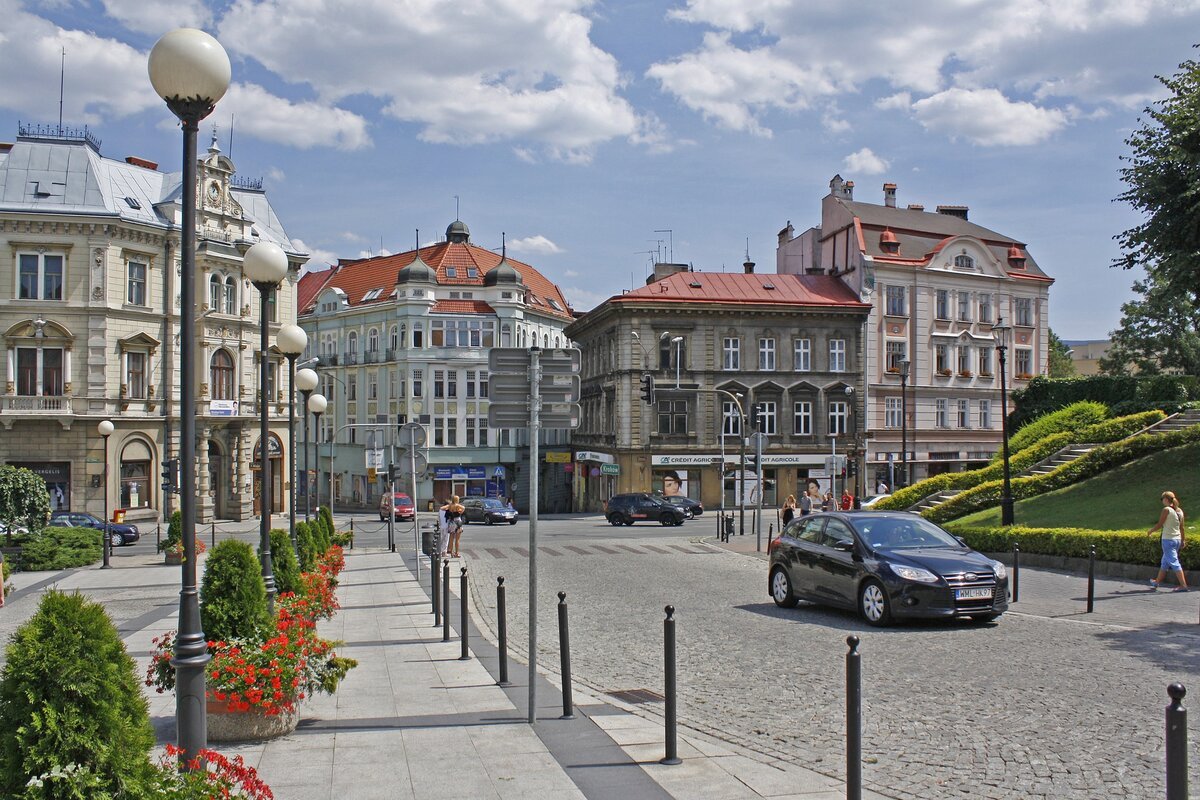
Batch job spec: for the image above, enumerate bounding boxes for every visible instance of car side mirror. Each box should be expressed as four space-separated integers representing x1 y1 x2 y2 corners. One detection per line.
833 540 854 552
955 536 968 547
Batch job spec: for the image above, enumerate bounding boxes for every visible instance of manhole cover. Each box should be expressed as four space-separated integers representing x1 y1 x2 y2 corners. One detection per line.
607 688 664 704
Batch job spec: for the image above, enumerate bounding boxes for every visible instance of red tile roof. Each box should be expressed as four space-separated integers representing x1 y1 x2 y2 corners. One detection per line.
610 271 870 309
297 268 335 313
297 240 572 318
432 299 496 314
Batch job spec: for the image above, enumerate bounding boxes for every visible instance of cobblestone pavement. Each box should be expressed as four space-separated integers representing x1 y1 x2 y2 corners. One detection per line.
455 525 1199 800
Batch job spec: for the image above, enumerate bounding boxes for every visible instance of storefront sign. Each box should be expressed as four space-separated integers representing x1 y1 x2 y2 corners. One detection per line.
210 399 238 416
467 466 487 479
545 451 571 463
600 463 619 476
575 450 614 463
9 462 70 483
652 454 722 466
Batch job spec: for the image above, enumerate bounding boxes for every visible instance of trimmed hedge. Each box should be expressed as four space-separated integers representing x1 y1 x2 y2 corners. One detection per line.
928 423 1200 523
200 540 270 644
19 526 102 571
877 410 1165 511
1011 374 1200 429
159 509 182 554
296 521 318 573
268 527 301 596
947 525 1200 570
997 401 1108 462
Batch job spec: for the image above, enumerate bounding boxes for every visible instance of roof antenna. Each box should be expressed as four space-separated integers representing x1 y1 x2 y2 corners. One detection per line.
502 231 506 260
745 237 750 262
415 229 419 252
58 48 65 131
228 113 235 160
654 229 673 263
454 194 460 220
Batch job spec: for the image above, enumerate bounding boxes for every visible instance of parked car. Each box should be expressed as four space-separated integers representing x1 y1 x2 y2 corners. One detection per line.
379 492 415 521
462 497 518 525
663 495 703 518
767 511 1008 626
861 494 891 509
48 511 140 548
605 493 687 526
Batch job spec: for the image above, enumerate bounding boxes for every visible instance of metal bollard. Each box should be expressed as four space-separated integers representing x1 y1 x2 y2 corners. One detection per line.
1086 545 1095 613
846 635 862 800
661 605 681 765
459 567 470 661
211 521 216 548
768 523 774 550
349 518 356 550
156 523 161 551
1166 683 1188 800
442 559 451 642
497 578 511 686
725 514 734 542
1012 543 1020 604
558 591 574 719
431 553 441 622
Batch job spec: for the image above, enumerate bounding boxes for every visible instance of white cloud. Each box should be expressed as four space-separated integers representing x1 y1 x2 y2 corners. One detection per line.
221 83 370 151
559 285 611 311
563 269 580 278
291 238 339 270
265 166 286 183
875 92 911 111
100 0 211 35
843 147 889 175
911 88 1068 146
358 247 393 259
507 235 563 255
218 0 643 160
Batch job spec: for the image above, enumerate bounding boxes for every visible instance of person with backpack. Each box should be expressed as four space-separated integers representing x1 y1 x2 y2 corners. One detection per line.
445 495 466 558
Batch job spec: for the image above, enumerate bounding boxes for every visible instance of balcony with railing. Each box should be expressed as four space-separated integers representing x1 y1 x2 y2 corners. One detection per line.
343 351 358 366
4 395 74 413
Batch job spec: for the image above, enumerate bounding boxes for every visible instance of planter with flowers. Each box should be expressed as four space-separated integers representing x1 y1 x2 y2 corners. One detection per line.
146 541 355 743
157 510 206 565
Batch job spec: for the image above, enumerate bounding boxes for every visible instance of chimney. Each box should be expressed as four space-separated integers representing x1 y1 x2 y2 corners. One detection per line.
125 155 158 170
907 204 924 212
883 183 897 208
777 220 794 246
844 180 854 200
936 204 969 221
743 259 755 274
829 174 844 196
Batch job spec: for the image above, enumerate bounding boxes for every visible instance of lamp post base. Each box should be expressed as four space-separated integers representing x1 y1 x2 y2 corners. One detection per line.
1000 497 1014 526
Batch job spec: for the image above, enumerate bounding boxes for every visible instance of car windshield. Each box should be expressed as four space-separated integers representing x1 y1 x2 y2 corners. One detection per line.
850 516 963 550
482 499 505 509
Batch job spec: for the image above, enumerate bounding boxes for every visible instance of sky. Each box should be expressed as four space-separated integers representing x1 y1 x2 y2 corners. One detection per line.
2 0 1198 339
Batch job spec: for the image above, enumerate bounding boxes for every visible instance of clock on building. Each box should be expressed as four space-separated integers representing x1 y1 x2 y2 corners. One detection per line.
206 182 220 204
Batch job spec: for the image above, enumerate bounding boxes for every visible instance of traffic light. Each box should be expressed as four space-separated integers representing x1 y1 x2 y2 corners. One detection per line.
640 372 656 406
751 403 763 431
161 458 178 494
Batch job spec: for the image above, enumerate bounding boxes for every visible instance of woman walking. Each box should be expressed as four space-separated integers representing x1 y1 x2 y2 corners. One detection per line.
446 495 466 558
1147 490 1188 591
781 495 797 526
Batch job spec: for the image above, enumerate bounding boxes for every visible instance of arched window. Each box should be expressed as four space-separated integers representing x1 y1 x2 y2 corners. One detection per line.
543 333 549 348
210 349 235 400
224 276 237 314
953 254 975 270
389 326 398 351
209 274 222 311
347 331 359 355
501 324 512 347
554 336 561 348
367 328 379 353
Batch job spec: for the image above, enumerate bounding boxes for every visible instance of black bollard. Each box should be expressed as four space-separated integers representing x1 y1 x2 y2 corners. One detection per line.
442 559 451 642
156 523 161 551
459 567 470 661
1012 543 1020 604
432 553 441 623
211 521 216 548
661 605 681 765
497 578 511 687
558 591 574 719
349 518 356 551
1166 683 1188 800
846 635 862 800
1086 544 1096 614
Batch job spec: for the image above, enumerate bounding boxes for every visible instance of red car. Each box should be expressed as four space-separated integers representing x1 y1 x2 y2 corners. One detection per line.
379 492 415 521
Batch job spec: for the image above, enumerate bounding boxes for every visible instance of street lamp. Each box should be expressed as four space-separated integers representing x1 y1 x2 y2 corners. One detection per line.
992 316 1015 525
148 26 230 763
98 420 114 569
243 241 290 613
898 359 910 489
670 336 683 389
844 386 859 508
307 393 328 510
277 324 307 552
296 368 319 521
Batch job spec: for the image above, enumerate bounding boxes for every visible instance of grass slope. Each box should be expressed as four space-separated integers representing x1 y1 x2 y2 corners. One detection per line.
955 441 1200 530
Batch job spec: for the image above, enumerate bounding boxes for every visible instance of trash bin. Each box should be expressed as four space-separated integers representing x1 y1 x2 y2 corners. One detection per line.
113 509 126 523
421 524 437 556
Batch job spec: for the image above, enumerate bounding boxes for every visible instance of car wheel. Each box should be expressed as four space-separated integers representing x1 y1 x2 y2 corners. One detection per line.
486 517 494 525
859 580 892 627
970 613 1002 624
608 514 623 526
660 513 676 526
110 531 123 549
509 519 517 525
770 567 799 608
623 518 635 526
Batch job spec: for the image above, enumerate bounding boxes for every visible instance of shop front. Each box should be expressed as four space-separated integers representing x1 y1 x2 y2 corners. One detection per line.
432 465 503 502
574 450 616 512
9 461 70 511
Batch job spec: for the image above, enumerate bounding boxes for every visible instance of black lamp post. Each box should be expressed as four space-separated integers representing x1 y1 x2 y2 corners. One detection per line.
98 420 114 568
844 387 859 508
992 317 1015 525
296 369 319 521
277 325 308 554
244 241 290 613
149 26 231 763
308 393 327 514
898 358 910 489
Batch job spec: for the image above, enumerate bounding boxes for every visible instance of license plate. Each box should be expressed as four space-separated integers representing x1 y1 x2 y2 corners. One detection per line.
956 587 993 600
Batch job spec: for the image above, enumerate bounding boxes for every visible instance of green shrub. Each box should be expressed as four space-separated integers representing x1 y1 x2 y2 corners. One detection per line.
158 510 182 554
1001 401 1109 460
268 528 301 596
2 557 10 597
0 465 52 543
946 525 1200 570
296 521 318 573
1009 374 1200 428
200 540 270 644
0 590 158 798
929 423 1200 523
19 526 102 571
317 506 334 552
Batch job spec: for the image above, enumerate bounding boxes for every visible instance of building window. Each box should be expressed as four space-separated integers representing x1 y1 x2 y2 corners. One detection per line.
936 398 948 428
433 370 445 399
656 399 688 435
19 252 64 300
1016 348 1033 376
957 399 970 428
125 351 146 399
346 374 357 402
935 289 950 320
978 293 993 323
829 339 846 372
1015 298 1033 327
412 324 423 348
978 347 993 375
886 340 907 372
758 338 776 371
127 261 147 306
794 339 811 372
659 336 684 370
957 346 971 375
758 401 777 435
957 292 971 322
885 285 906 316
224 276 237 314
793 401 813 435
722 401 741 436
935 344 950 374
209 274 223 311
465 417 478 447
267 290 278 322
722 338 740 371
979 400 992 429
884 397 902 429
367 371 378 400
16 347 64 396
347 332 358 358
210 350 234 400
367 328 379 354
954 254 975 270
828 401 848 436
412 369 423 397
119 455 151 510
389 326 399 352
431 319 495 348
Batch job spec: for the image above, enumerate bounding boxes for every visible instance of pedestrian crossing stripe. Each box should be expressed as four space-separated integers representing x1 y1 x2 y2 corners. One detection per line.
457 543 712 560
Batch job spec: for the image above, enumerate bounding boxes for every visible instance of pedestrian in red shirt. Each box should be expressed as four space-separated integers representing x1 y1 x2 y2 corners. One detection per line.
840 490 853 511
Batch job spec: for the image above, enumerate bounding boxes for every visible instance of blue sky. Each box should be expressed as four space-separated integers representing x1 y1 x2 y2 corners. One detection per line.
3 0 1199 339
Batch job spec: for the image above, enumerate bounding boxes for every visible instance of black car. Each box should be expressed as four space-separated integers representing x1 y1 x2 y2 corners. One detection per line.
663 495 703 518
462 497 518 525
49 511 141 548
606 493 686 526
767 511 1008 626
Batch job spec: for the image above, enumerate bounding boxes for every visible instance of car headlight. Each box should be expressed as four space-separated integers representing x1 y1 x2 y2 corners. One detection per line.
992 560 1007 580
892 565 940 583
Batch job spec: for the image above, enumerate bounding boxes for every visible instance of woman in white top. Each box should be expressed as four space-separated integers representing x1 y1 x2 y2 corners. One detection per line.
1147 490 1188 591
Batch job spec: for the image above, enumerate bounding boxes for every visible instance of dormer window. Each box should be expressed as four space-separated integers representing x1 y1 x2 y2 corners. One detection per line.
953 254 975 270
467 267 478 278
362 288 383 301
446 267 458 278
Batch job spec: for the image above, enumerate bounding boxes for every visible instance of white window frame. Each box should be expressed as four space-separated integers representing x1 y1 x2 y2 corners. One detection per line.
829 339 846 372
722 338 740 371
979 400 992 429
793 339 811 372
957 399 970 428
828 400 848 436
18 251 65 301
758 338 776 371
127 260 148 306
885 285 906 316
935 289 950 320
759 401 777 435
957 291 971 322
884 397 902 429
935 398 948 429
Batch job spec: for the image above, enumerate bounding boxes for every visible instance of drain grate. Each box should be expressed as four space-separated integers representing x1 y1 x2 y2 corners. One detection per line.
607 688 665 704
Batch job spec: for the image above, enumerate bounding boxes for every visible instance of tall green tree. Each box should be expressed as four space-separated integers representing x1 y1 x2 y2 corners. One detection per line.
1101 268 1200 374
1047 329 1077 378
0 465 51 544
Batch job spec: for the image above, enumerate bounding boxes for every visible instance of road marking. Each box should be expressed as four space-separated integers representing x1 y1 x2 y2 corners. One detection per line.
485 548 507 559
614 544 643 554
539 546 562 556
565 545 592 556
591 544 618 554
641 544 670 554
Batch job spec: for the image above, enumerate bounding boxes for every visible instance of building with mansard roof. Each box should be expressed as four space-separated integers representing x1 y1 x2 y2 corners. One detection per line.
296 220 574 513
777 176 1054 488
0 124 306 523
